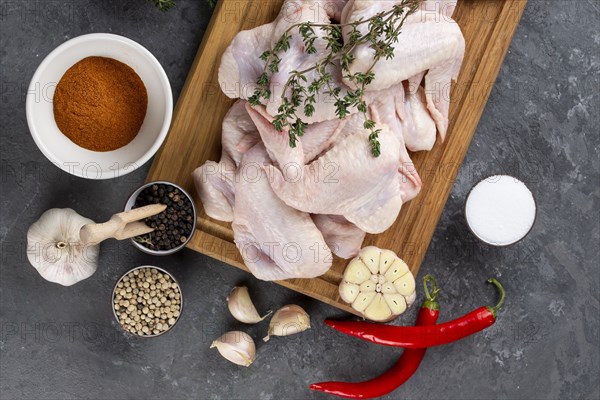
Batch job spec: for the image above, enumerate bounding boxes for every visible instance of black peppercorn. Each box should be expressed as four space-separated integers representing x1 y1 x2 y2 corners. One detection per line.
132 183 194 251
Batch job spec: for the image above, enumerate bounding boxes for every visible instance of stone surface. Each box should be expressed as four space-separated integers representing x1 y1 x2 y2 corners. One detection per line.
1 1 598 399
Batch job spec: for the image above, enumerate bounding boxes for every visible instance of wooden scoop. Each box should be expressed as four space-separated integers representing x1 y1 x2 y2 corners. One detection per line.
79 204 167 244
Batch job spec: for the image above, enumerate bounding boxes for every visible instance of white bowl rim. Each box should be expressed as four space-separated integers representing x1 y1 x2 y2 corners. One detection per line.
26 33 173 180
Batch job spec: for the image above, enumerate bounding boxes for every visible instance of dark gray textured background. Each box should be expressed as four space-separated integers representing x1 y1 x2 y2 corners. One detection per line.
1 1 599 399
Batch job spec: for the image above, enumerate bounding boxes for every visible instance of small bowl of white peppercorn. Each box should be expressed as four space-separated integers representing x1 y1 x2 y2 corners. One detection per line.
112 266 183 337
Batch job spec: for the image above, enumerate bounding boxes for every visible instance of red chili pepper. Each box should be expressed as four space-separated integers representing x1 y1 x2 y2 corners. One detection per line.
310 275 441 399
325 278 505 348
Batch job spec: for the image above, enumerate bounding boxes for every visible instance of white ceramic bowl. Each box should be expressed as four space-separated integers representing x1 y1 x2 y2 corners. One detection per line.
26 33 173 180
465 175 536 246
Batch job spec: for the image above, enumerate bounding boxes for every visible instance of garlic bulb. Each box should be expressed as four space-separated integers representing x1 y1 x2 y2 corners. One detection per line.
210 331 256 367
263 304 310 342
227 286 271 324
339 246 416 322
27 208 99 286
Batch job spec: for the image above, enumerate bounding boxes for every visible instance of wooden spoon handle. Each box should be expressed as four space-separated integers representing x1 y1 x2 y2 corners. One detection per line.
79 204 166 244
79 219 120 245
117 221 154 240
115 204 167 224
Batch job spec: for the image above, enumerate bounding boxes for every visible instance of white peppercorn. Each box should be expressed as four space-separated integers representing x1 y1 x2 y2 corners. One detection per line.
114 267 182 337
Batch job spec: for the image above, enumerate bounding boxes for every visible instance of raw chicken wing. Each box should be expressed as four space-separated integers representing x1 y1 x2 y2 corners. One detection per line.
232 143 332 280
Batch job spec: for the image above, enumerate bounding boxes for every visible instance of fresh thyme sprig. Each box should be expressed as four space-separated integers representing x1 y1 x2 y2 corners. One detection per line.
249 0 421 157
133 234 154 246
148 0 176 12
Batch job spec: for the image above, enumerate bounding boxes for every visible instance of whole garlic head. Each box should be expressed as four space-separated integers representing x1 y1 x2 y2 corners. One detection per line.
27 208 99 286
339 246 416 322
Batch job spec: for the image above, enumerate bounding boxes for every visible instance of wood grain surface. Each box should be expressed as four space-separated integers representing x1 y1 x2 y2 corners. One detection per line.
147 0 527 315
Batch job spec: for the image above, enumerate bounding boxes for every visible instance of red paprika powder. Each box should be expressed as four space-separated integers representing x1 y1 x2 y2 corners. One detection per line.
53 56 148 152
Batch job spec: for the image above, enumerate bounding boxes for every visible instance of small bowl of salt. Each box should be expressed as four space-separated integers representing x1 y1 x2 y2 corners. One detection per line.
464 175 536 246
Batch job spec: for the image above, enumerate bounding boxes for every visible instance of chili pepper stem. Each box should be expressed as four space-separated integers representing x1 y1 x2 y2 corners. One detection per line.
486 278 505 318
422 274 440 311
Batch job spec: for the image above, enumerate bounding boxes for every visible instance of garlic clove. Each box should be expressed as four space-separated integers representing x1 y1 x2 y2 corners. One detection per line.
383 293 408 315
227 286 271 324
380 282 396 294
339 282 360 303
263 304 310 342
384 259 410 283
27 208 99 286
359 280 377 293
393 272 416 296
343 259 371 284
210 331 256 367
352 291 376 313
359 246 381 274
364 293 392 321
378 249 398 275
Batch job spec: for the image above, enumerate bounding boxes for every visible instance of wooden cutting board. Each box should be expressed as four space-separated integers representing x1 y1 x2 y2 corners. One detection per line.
147 0 527 315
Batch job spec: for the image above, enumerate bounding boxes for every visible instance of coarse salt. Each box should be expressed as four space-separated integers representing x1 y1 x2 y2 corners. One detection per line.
465 175 536 246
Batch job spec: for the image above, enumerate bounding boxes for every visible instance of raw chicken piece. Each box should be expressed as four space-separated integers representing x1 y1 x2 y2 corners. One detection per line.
232 143 332 280
193 101 259 222
246 103 348 166
406 71 426 94
301 118 348 162
396 71 437 151
350 177 403 232
220 0 357 124
221 100 261 166
402 85 437 151
265 123 416 233
219 22 275 100
366 84 433 161
311 214 365 259
245 103 305 169
388 80 438 152
339 94 422 195
342 0 465 139
403 0 459 144
193 160 236 222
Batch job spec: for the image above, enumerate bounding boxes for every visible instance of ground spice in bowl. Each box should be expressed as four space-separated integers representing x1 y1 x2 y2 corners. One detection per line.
53 56 148 152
